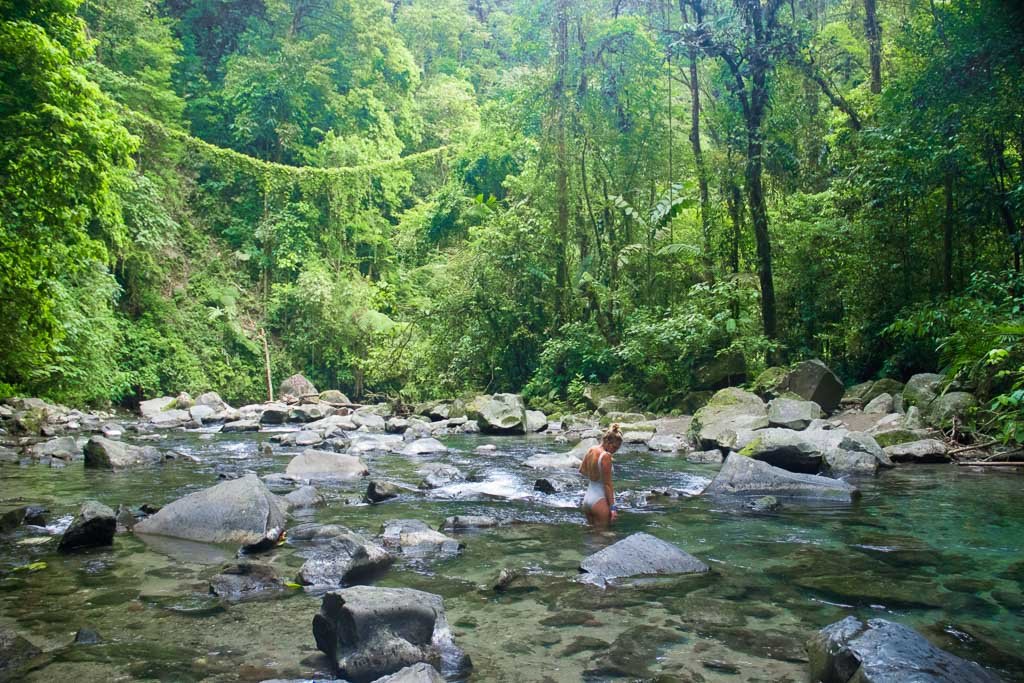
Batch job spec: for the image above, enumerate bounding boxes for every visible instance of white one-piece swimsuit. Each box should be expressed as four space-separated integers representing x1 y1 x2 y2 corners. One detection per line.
582 452 609 510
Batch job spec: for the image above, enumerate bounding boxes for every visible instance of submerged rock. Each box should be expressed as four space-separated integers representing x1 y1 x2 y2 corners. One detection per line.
417 463 464 489
441 515 499 530
209 562 285 602
285 449 368 481
466 393 528 434
312 586 466 683
0 627 41 678
58 501 116 552
703 454 858 502
807 616 1001 683
579 532 708 585
84 436 161 470
381 519 462 557
134 474 286 550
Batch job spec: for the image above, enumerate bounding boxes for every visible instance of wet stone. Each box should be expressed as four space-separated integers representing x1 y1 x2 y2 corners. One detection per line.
208 562 285 602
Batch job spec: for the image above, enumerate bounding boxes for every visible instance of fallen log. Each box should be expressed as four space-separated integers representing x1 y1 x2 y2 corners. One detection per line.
957 461 1024 467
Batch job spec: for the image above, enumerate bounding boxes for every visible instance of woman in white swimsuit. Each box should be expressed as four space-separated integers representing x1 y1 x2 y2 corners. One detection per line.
579 423 623 526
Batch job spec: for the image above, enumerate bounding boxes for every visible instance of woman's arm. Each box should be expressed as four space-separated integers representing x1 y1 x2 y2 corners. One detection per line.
601 455 615 509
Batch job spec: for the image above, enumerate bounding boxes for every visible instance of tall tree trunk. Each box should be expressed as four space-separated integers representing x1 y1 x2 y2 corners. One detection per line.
552 0 570 324
863 0 882 94
942 170 954 293
746 132 777 340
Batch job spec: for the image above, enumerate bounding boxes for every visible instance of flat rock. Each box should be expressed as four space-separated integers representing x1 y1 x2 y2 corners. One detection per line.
222 419 260 433
647 434 685 452
400 438 448 456
884 439 950 463
703 454 858 502
58 500 116 551
579 532 708 585
84 436 162 470
807 616 1001 683
285 449 368 481
150 408 191 428
134 474 286 549
283 486 324 509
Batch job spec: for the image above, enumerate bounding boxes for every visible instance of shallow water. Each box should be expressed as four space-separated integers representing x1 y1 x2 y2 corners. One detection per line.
2 427 1023 682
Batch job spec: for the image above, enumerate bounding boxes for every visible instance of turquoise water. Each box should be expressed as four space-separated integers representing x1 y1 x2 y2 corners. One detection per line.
1 428 1022 682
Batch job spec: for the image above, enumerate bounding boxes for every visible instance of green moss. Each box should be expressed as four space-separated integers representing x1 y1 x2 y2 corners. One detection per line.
738 436 763 457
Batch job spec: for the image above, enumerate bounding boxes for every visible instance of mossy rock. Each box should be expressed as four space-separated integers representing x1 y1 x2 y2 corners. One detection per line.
751 366 788 397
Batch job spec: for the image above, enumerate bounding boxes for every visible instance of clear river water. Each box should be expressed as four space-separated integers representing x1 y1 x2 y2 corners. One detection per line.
1 427 1022 682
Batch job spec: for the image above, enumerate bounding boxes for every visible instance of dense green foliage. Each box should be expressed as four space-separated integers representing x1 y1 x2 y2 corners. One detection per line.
2 0 1023 434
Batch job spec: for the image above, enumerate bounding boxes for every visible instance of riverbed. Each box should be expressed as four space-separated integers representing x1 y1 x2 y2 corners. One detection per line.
1 426 1022 682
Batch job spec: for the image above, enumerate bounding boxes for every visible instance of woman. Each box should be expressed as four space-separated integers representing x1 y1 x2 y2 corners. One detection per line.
579 423 623 526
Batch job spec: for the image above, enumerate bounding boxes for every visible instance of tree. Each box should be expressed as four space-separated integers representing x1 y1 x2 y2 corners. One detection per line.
0 0 136 398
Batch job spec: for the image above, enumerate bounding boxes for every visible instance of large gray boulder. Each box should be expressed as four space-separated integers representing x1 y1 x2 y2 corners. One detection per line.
320 390 351 405
736 428 827 473
84 436 161 470
807 616 1002 683
884 439 950 464
579 532 708 586
134 474 286 550
925 391 977 428
278 373 318 399
903 373 944 408
525 410 548 432
703 454 858 502
195 391 230 412
863 378 904 405
312 586 466 683
58 500 116 551
30 435 81 461
150 408 191 428
466 393 528 434
863 393 894 414
285 449 368 481
779 359 844 414
689 387 769 450
297 532 393 588
138 396 175 418
767 397 823 430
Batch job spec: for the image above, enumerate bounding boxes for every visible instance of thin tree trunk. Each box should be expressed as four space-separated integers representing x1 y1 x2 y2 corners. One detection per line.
864 0 882 93
259 328 273 402
747 133 777 340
